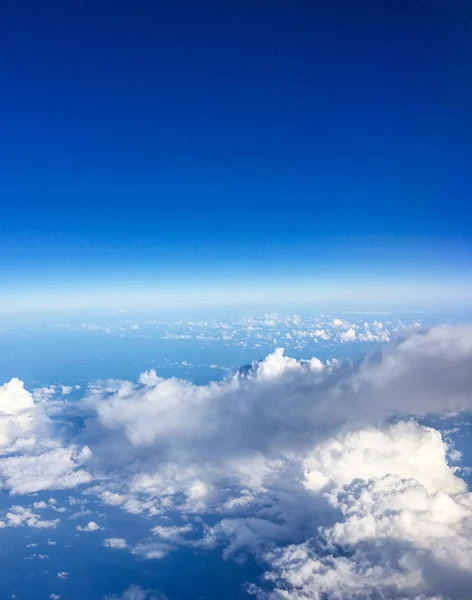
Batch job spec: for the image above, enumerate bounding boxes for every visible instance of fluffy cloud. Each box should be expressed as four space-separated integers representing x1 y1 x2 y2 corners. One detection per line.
259 421 472 599
2 324 472 599
0 505 59 529
0 378 93 496
83 326 472 481
339 327 356 342
86 325 472 598
76 520 100 532
0 378 36 449
0 446 92 495
0 378 34 413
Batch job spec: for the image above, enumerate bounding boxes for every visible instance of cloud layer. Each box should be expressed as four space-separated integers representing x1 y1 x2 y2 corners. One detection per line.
1 324 472 599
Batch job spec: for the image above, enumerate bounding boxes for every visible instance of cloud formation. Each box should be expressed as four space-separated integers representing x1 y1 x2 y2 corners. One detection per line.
2 324 472 599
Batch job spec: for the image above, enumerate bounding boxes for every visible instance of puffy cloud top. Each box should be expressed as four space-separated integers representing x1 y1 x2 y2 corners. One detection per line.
0 378 34 414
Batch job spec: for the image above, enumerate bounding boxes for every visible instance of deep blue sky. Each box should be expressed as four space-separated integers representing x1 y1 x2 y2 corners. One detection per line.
1 0 471 310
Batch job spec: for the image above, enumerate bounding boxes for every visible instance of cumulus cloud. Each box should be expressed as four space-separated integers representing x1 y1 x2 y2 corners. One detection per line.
83 326 472 477
259 421 472 599
83 325 472 598
0 378 34 413
0 446 92 494
76 520 100 532
0 378 36 449
0 378 93 496
0 505 59 529
2 324 472 599
339 327 356 342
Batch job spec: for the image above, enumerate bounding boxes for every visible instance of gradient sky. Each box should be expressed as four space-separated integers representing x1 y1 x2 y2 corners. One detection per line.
1 0 471 311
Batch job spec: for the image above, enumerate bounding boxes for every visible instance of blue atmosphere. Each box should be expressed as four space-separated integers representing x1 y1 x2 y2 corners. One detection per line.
1 0 471 311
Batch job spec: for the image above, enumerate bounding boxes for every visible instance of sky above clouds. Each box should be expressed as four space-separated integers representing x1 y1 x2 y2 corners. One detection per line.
0 0 471 311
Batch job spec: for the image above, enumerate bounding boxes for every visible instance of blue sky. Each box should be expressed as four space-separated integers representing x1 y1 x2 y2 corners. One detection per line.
1 0 471 311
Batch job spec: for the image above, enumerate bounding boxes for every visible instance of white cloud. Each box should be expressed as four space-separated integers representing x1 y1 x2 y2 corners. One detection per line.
0 446 92 494
103 538 127 549
76 520 100 532
0 378 34 413
131 542 173 560
302 421 463 494
339 327 356 342
0 505 59 529
0 379 37 450
33 385 57 402
1 324 472 599
100 491 127 506
86 325 472 598
262 420 472 599
151 524 193 543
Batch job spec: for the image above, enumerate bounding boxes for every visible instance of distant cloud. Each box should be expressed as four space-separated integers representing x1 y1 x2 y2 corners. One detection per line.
131 542 173 560
0 505 58 529
339 327 356 342
103 538 127 549
76 521 100 532
104 585 166 600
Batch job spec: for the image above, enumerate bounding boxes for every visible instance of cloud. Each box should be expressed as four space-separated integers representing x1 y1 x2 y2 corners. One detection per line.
76 520 100 532
2 324 472 598
0 378 37 450
151 524 193 543
339 327 356 342
0 446 92 495
0 378 93 496
131 542 174 560
82 325 472 598
104 585 167 600
0 378 34 413
83 326 472 481
261 423 472 599
105 587 146 600
0 505 59 529
103 538 127 549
